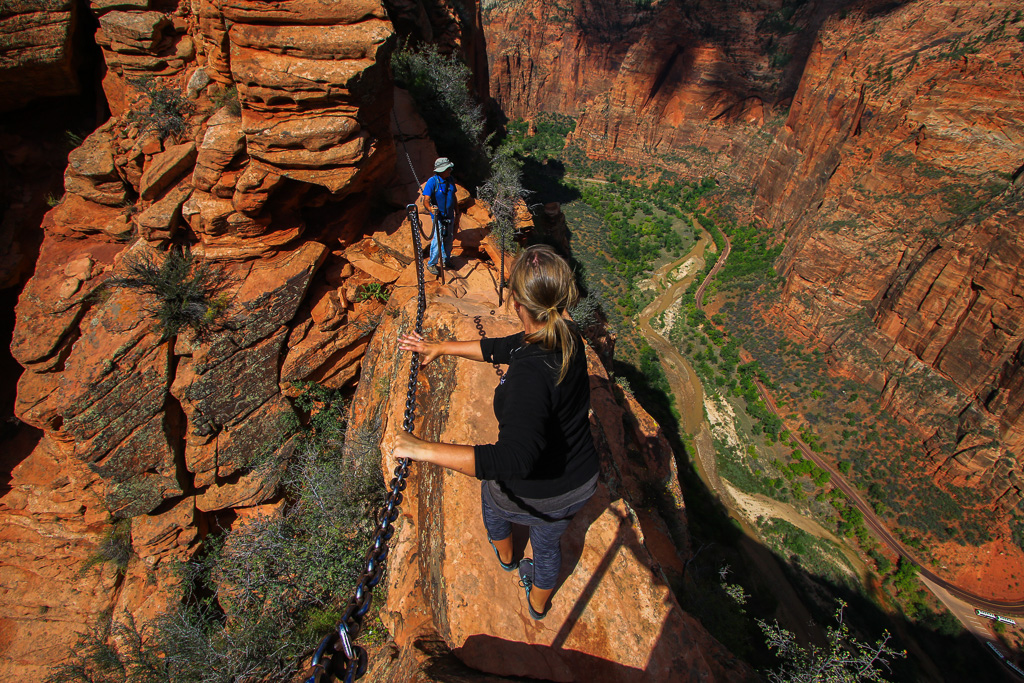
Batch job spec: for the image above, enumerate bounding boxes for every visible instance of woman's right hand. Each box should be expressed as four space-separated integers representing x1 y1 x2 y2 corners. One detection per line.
398 331 443 366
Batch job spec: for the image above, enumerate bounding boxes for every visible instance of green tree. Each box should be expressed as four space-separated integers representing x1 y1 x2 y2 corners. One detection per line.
478 149 529 254
759 602 905 682
392 44 489 185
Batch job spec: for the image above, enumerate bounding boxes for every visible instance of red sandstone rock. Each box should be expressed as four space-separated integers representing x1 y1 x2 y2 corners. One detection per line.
136 182 192 243
747 1 1024 501
347 264 750 681
140 141 197 200
0 0 80 111
194 108 245 192
65 125 130 206
0 435 118 682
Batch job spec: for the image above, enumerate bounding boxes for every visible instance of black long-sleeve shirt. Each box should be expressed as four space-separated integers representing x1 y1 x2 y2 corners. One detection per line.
473 332 599 499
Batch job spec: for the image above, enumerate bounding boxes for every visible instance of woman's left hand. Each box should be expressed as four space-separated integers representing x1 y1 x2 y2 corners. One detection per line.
394 429 427 462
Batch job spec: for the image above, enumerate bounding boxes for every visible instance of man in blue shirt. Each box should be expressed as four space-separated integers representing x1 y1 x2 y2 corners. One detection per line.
420 157 459 275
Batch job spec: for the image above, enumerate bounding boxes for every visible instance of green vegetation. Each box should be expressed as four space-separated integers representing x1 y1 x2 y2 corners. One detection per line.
478 149 529 253
108 247 229 340
355 281 390 304
758 518 858 590
504 114 575 160
759 602 905 682
50 385 380 682
210 84 241 116
392 44 489 185
82 521 133 576
127 77 195 141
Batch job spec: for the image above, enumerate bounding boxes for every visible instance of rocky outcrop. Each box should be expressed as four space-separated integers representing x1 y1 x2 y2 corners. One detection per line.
349 250 747 681
0 434 119 682
750 0 1024 501
483 0 829 176
0 0 81 111
2 1 466 677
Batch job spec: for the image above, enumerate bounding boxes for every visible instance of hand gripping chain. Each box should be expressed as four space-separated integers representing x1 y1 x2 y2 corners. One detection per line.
305 204 427 683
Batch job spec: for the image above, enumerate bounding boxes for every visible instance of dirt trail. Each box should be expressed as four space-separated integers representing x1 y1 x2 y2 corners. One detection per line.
638 233 825 644
637 236 708 433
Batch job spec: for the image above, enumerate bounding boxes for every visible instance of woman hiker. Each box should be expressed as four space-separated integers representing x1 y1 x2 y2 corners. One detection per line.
420 157 460 276
395 245 599 619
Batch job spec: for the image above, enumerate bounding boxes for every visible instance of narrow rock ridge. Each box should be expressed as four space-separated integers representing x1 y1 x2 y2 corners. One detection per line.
347 237 753 681
1 2 737 677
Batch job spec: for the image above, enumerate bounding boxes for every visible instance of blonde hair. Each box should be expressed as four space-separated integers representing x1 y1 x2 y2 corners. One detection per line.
508 245 579 383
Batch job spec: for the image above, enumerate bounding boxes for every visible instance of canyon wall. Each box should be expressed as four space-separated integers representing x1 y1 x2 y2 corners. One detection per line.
484 0 1024 514
751 1 1024 502
0 0 82 111
484 0 847 175
1 0 735 678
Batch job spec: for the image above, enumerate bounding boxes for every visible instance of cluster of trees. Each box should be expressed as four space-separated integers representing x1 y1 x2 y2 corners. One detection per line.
504 113 576 160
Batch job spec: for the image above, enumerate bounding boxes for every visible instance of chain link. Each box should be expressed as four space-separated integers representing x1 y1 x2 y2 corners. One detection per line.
305 204 426 683
473 315 504 380
391 109 422 190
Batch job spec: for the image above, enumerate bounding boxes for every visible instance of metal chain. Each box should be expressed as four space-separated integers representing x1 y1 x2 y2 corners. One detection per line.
391 109 422 190
305 204 427 683
473 315 504 380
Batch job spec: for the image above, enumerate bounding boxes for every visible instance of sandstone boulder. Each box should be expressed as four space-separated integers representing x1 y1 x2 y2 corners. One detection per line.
140 141 197 200
194 107 245 192
65 127 129 206
135 176 192 242
97 10 170 50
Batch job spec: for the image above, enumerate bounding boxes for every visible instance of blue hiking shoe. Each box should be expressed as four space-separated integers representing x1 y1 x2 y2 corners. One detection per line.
517 559 548 620
488 537 516 572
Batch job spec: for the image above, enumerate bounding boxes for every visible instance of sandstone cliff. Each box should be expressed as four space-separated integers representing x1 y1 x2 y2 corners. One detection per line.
0 0 82 111
751 1 1024 501
483 0 1024 521
1 0 743 678
484 0 836 174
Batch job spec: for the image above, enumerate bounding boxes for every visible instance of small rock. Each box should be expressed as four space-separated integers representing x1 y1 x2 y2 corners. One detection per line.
56 278 82 300
63 257 94 281
140 141 196 200
185 66 211 99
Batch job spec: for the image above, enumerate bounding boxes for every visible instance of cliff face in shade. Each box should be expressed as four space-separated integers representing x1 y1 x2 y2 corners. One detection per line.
485 0 1024 511
484 0 850 175
751 1 1024 502
0 0 81 111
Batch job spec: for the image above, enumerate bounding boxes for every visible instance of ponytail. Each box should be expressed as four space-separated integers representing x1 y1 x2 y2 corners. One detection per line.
508 245 579 383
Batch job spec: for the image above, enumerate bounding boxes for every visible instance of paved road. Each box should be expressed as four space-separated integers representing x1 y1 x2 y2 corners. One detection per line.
693 229 1024 615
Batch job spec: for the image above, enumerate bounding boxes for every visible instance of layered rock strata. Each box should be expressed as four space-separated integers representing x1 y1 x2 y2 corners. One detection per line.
485 0 1024 514
483 0 829 176
0 0 81 111
751 1 1024 504
3 0 448 677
